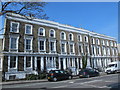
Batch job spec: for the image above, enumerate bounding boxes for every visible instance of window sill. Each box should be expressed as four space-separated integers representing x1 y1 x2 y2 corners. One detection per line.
49 51 57 54
39 50 46 52
70 53 75 55
10 48 18 50
8 68 17 72
25 50 32 52
38 35 45 37
61 52 67 54
25 33 33 35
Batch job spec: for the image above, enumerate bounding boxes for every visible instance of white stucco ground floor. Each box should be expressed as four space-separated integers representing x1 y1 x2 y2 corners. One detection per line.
0 54 118 80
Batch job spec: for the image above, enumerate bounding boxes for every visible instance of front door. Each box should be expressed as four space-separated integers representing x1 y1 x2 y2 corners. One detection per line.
37 57 41 73
60 58 63 70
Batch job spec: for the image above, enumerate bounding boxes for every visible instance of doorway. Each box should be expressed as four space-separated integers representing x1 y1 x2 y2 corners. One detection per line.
60 58 63 70
37 57 41 73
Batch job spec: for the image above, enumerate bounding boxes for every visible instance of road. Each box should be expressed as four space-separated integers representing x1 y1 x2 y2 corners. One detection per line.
1 73 120 90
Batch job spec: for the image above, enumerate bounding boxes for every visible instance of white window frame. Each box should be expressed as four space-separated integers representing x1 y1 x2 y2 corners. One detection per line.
26 56 32 68
85 45 89 54
38 27 45 36
69 43 75 54
96 39 100 45
97 46 100 56
9 35 19 51
78 44 83 55
8 56 18 71
61 42 67 54
106 40 109 46
24 37 33 52
84 36 88 43
49 29 55 38
107 48 110 56
98 39 100 45
92 46 95 55
103 47 106 56
60 31 66 40
99 47 101 55
38 38 46 52
102 40 105 45
114 42 117 47
78 35 82 42
112 48 115 56
110 41 113 46
0 57 2 71
49 40 56 53
115 48 118 56
92 45 96 56
92 38 95 44
25 24 33 34
10 21 19 33
69 33 74 41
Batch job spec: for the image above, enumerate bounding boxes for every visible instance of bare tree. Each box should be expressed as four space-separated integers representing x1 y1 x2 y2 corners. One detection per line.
0 2 49 19
82 54 88 69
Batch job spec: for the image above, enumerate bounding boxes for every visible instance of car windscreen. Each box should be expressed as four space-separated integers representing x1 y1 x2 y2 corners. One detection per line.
49 70 60 74
55 71 59 73
107 64 116 68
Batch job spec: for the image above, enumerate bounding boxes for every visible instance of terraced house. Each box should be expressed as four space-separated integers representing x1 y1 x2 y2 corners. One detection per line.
0 13 118 80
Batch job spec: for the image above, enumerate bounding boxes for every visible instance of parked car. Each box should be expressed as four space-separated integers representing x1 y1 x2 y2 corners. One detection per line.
79 68 99 78
46 67 58 73
105 61 120 74
47 70 73 81
66 67 79 76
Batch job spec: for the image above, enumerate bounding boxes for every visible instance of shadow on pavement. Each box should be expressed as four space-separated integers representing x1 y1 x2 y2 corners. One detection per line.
108 83 120 90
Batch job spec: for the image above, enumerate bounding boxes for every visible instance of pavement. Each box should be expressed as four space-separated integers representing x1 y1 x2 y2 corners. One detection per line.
2 73 119 89
0 72 106 85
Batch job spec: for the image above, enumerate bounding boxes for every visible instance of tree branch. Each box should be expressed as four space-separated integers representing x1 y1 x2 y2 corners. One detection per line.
0 10 16 16
17 6 26 14
2 2 11 11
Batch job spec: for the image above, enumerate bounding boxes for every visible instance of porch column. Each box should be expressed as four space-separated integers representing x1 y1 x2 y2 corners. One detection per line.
24 56 26 71
41 57 44 71
80 58 83 68
63 58 66 70
68 58 71 67
104 59 107 67
77 58 79 69
59 57 61 69
8 56 10 72
87 57 90 67
96 58 98 67
34 57 37 71
53 57 56 68
73 58 75 67
46 57 48 69
67 58 69 68
71 58 73 67
52 57 54 68
16 56 18 71
31 57 33 70
94 58 97 68
98 58 102 67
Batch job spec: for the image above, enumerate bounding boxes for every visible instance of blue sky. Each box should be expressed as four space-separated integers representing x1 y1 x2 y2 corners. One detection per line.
44 2 118 42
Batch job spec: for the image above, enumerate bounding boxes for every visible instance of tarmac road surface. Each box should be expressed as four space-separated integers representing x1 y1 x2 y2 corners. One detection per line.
1 73 120 90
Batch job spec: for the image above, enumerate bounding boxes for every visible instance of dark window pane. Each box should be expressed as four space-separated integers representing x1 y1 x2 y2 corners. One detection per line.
10 56 16 68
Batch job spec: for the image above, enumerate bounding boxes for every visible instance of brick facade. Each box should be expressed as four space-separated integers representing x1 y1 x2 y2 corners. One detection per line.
0 13 118 80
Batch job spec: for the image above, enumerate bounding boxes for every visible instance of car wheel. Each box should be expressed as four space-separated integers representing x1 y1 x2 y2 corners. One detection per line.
68 76 72 79
86 75 90 78
53 77 57 82
48 79 51 82
114 71 117 74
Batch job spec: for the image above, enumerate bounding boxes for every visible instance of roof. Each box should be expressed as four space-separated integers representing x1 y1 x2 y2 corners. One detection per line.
5 13 116 41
